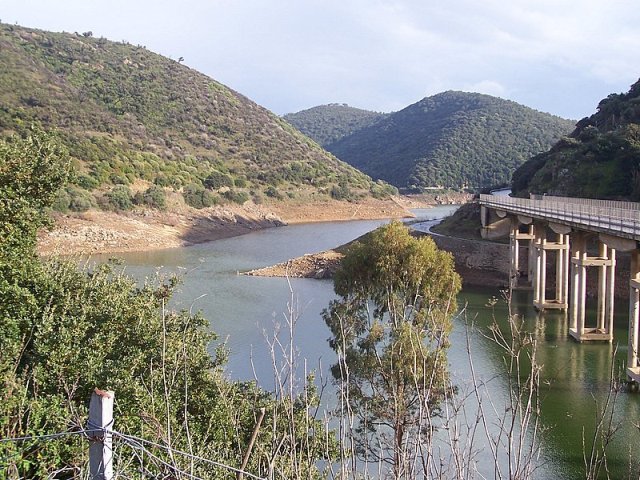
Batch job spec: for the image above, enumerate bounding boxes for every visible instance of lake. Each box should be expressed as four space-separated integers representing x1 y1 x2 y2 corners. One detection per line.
93 206 640 479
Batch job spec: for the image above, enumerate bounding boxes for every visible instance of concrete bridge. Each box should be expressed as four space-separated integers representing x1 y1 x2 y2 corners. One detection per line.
477 194 640 383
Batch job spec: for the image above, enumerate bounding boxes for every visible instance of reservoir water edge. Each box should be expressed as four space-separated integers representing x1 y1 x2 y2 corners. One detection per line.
92 206 640 479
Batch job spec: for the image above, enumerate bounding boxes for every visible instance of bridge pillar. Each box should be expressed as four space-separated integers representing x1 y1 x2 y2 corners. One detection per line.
628 250 640 382
509 220 534 290
569 233 616 342
532 226 569 311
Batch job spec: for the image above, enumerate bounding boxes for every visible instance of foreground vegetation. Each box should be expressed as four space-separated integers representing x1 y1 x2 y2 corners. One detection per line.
0 130 335 479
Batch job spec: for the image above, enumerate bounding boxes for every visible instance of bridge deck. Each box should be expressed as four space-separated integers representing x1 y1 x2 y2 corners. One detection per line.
478 194 640 241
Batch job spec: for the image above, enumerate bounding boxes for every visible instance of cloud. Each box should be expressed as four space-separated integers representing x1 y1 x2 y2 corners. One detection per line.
2 0 639 118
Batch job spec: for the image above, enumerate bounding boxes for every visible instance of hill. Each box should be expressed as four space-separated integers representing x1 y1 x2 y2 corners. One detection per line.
283 104 386 147
324 91 574 191
0 23 393 217
512 78 640 200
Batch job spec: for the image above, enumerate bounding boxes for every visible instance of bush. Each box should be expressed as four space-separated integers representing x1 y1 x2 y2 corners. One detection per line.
52 189 71 212
204 170 234 190
265 185 282 199
223 189 249 204
330 182 353 201
67 186 96 212
183 183 217 209
75 173 99 191
103 185 133 211
133 185 167 209
52 186 96 213
370 180 399 199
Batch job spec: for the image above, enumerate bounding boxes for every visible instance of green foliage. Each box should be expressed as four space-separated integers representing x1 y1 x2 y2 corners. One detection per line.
0 128 70 279
329 181 353 201
264 185 282 199
204 170 234 190
370 179 398 199
283 103 386 147
321 91 574 191
53 185 96 212
133 184 167 209
0 126 335 479
323 222 461 473
0 23 379 208
223 189 249 204
183 182 217 208
512 78 640 200
102 184 133 211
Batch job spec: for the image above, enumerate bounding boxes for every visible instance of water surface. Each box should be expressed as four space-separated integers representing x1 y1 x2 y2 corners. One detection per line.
94 207 640 479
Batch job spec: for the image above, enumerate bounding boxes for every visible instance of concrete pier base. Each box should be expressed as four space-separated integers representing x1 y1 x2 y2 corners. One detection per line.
569 233 616 343
532 227 569 311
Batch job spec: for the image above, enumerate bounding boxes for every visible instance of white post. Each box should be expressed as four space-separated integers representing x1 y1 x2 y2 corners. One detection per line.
629 251 640 372
597 243 607 331
88 388 115 480
563 234 571 306
607 249 616 341
541 238 547 306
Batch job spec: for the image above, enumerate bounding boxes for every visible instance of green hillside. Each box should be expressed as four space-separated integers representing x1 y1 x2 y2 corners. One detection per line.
283 104 386 147
0 23 385 212
512 78 640 200
325 91 574 191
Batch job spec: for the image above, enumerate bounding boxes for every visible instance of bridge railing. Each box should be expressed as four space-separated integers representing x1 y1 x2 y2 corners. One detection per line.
529 194 640 211
478 194 640 240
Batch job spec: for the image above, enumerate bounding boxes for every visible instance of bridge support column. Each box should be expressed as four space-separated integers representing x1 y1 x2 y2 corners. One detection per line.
569 233 616 342
533 228 569 311
628 250 640 382
509 220 534 290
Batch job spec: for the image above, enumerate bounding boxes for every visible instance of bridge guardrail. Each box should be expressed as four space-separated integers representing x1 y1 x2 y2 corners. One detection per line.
478 194 640 241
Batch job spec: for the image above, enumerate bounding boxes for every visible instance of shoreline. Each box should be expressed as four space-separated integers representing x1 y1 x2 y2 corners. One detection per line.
36 195 435 256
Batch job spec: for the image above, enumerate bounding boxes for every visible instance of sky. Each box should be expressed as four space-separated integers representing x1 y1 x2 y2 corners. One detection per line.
1 0 639 120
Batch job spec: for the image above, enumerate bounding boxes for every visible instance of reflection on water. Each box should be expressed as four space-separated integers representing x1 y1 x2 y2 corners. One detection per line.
91 210 640 479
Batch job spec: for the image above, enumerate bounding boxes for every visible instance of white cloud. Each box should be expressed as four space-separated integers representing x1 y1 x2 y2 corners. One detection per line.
1 0 638 118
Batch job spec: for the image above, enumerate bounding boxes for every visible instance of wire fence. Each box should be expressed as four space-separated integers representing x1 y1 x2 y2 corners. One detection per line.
0 426 267 480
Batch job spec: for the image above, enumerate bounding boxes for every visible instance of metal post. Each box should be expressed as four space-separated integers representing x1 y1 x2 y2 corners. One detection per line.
88 388 115 480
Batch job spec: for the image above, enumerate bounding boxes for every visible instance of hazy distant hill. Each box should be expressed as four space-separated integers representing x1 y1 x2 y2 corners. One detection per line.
323 91 574 191
283 104 386 147
0 23 387 212
512 78 640 200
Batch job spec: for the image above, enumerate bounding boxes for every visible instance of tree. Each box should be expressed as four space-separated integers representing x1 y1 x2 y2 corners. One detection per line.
323 221 461 479
0 129 335 478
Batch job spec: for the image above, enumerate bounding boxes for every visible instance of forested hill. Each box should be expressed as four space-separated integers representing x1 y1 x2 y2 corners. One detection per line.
512 78 640 200
0 23 383 212
283 104 386 147
324 91 574 191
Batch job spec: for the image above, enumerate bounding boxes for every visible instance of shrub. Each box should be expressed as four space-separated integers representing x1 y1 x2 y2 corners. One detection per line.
67 186 96 212
75 174 99 191
265 185 282 199
330 182 353 201
223 189 249 204
133 185 167 209
204 171 234 190
103 185 133 211
183 183 217 209
52 189 71 212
